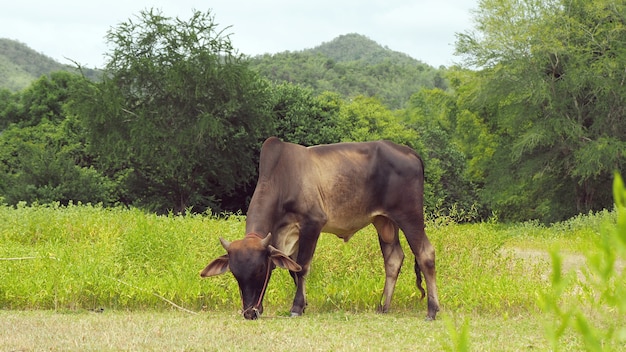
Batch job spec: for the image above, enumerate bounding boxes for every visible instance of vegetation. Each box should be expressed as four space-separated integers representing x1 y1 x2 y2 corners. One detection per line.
0 311 574 351
540 173 626 351
0 1 625 222
454 0 626 222
0 38 100 91
70 9 274 214
250 33 446 110
0 202 533 313
1 200 624 350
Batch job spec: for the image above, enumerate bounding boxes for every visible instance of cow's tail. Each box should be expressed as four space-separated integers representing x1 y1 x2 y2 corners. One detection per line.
414 259 426 300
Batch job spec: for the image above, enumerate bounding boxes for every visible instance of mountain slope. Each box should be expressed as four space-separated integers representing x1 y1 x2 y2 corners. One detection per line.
0 38 99 91
309 33 419 65
249 34 446 109
1 35 445 109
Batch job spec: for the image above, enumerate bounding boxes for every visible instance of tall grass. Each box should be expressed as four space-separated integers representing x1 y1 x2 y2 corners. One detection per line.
0 201 609 320
1 203 241 311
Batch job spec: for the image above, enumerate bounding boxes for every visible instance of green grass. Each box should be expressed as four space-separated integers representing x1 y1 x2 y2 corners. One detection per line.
1 203 548 314
1 202 624 350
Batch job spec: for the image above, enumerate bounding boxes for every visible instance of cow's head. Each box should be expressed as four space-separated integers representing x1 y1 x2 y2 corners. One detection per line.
200 233 302 319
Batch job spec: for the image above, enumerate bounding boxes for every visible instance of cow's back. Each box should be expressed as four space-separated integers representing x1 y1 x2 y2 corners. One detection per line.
306 140 424 238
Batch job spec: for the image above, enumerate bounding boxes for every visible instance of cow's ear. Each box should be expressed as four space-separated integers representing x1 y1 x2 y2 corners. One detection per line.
268 245 302 272
200 255 230 277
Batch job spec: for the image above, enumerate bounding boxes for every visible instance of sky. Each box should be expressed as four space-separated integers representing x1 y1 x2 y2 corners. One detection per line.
1 0 478 69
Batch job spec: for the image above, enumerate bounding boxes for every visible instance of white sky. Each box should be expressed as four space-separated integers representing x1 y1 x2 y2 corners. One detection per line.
1 0 478 69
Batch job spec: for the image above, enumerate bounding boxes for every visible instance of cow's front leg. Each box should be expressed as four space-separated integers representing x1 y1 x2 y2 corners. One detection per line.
289 223 322 317
290 271 308 316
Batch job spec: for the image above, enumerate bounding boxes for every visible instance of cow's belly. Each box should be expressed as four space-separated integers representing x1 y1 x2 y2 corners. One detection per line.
322 213 377 242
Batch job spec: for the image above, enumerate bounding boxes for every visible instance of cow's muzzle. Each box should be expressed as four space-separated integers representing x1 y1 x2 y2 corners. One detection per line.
243 306 262 320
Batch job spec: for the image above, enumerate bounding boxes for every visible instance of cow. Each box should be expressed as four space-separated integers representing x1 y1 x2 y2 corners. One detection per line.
200 137 440 320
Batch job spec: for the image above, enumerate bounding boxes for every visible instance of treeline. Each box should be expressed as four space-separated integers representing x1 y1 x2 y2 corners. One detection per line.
1 1 625 223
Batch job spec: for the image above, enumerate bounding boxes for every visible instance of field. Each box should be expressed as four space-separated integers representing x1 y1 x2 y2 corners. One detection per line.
1 203 624 351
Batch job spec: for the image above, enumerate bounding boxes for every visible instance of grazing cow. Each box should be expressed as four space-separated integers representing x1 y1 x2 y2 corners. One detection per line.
201 137 439 320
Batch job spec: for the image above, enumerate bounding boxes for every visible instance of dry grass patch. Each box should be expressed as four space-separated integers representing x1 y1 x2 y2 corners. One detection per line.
0 310 572 351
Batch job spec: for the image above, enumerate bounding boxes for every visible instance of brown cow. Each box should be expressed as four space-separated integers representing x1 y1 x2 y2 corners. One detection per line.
201 137 439 320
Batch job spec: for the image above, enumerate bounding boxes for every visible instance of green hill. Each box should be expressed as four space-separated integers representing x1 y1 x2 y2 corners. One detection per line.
308 33 419 65
249 33 446 109
1 34 444 108
0 38 99 91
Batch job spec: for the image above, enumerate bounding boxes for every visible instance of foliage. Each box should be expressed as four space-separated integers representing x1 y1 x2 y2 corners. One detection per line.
0 122 115 206
0 72 115 206
455 0 626 222
2 2 625 223
70 9 274 214
270 84 343 146
401 88 483 220
540 173 626 351
337 95 418 146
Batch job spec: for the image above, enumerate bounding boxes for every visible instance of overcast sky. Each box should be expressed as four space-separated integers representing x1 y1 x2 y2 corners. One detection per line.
1 0 478 69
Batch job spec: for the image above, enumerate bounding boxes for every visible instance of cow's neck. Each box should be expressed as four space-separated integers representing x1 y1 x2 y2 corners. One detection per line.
244 181 276 238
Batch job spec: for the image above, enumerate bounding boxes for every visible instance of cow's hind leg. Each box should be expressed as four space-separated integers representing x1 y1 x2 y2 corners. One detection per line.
373 216 404 313
397 216 440 320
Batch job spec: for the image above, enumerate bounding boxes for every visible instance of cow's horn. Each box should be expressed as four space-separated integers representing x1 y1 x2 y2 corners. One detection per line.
219 237 231 251
261 233 272 248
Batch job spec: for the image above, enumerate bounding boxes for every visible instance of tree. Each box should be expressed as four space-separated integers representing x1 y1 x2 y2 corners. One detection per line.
271 84 342 146
0 70 114 206
402 88 483 220
455 0 626 222
337 95 419 148
0 71 79 129
71 9 273 213
0 120 116 206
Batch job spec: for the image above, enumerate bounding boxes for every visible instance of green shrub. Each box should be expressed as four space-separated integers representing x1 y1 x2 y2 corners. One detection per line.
540 173 626 351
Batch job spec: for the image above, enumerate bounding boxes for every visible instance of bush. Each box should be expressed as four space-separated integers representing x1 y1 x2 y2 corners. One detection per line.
540 173 626 351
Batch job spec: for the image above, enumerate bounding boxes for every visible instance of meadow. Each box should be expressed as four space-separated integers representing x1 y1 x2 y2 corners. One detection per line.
1 202 624 350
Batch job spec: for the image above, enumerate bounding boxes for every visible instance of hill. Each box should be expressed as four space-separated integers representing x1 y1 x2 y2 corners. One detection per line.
0 38 99 91
1 35 445 108
249 34 446 109
308 33 419 65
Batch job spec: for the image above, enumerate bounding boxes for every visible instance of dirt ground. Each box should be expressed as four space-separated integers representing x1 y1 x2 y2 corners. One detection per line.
507 247 625 281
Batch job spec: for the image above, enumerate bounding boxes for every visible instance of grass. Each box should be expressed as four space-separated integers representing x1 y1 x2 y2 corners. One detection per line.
0 310 571 351
1 202 624 350
0 203 546 314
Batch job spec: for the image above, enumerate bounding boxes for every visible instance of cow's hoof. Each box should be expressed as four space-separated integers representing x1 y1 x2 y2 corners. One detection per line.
290 311 302 317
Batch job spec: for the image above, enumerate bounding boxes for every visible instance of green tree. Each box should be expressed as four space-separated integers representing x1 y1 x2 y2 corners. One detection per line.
0 118 116 206
455 0 626 222
402 88 482 220
271 84 342 146
0 88 19 130
71 9 273 213
0 71 79 129
0 70 114 206
337 95 418 147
